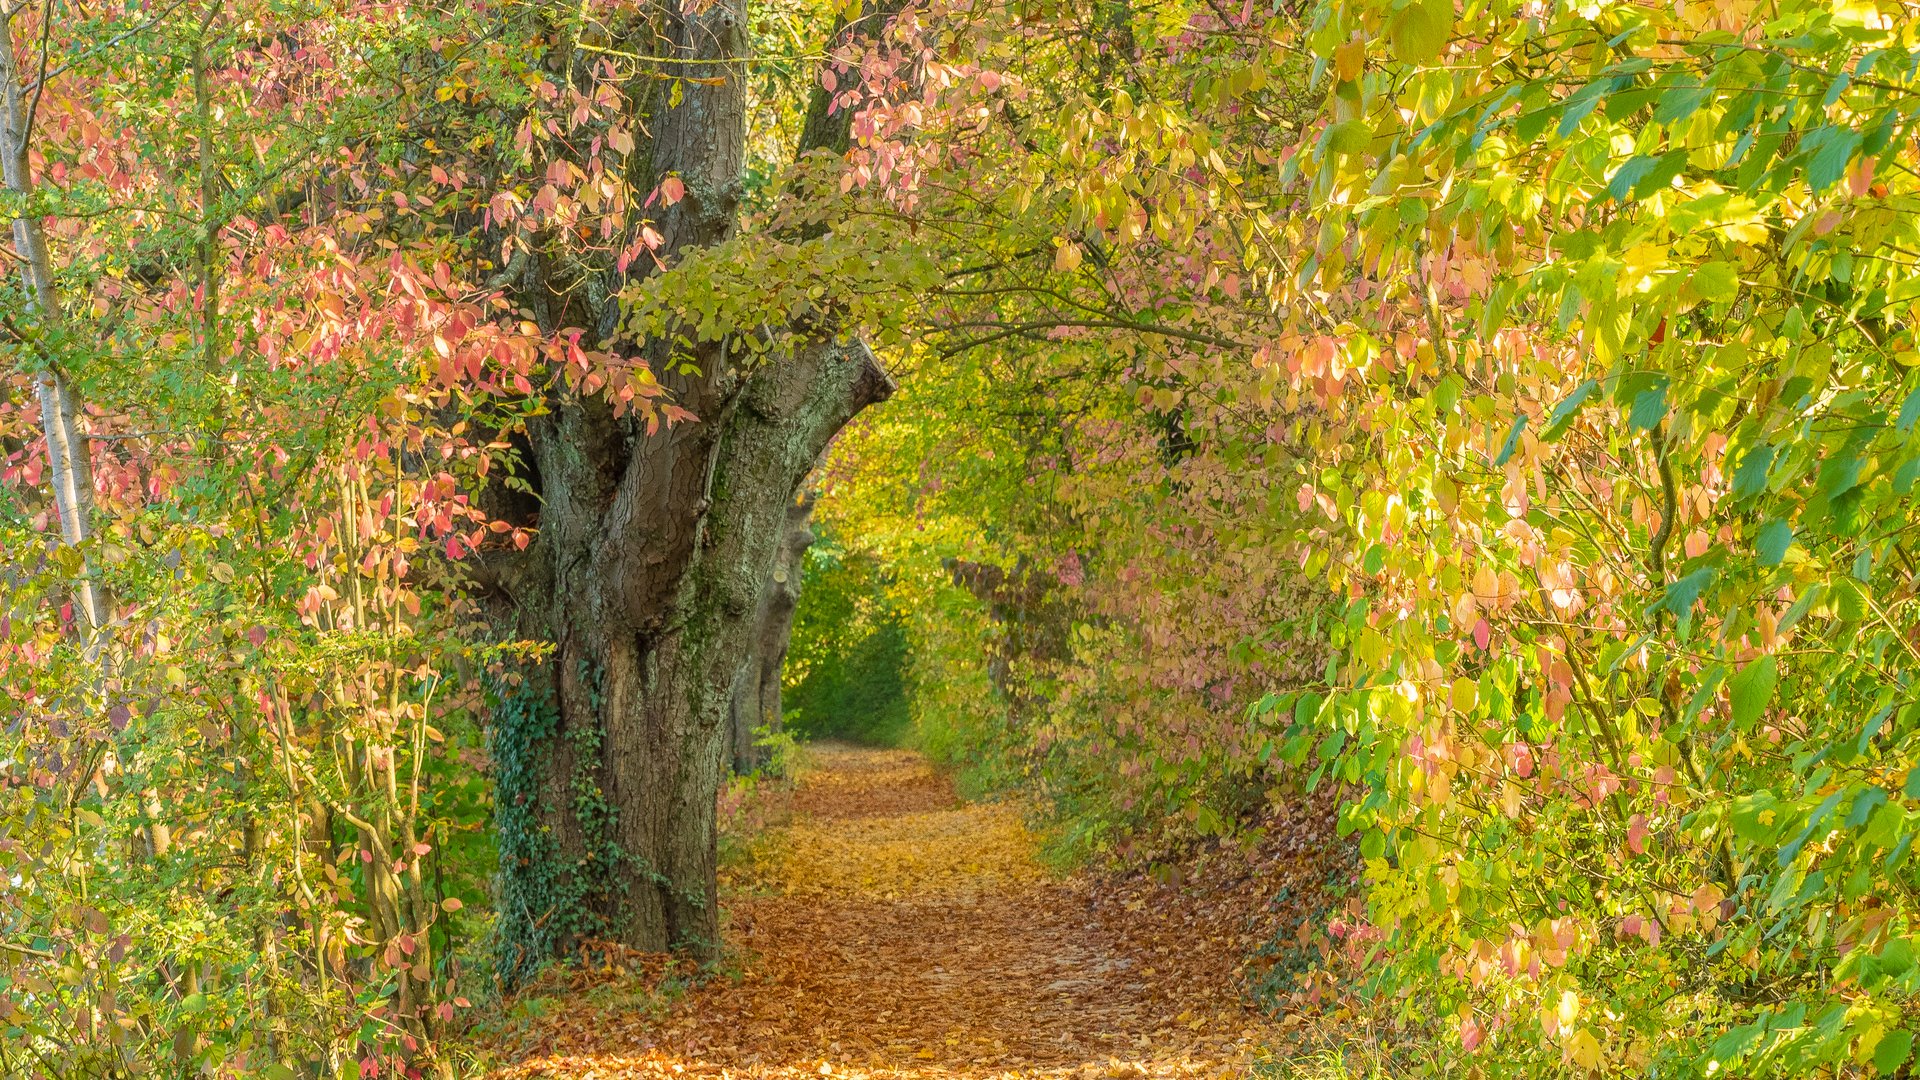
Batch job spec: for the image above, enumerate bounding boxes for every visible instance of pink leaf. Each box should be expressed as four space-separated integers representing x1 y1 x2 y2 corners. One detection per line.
1627 813 1649 856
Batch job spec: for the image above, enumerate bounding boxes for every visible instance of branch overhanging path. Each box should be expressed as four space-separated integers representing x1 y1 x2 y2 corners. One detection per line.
488 745 1276 1078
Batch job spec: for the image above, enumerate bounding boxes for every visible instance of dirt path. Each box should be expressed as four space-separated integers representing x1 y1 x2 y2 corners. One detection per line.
491 745 1271 1078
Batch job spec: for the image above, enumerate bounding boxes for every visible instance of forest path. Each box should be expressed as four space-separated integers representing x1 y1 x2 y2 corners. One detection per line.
491 744 1271 1078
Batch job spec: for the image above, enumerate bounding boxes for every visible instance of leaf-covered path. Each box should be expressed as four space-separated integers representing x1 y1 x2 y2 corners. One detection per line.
490 745 1276 1078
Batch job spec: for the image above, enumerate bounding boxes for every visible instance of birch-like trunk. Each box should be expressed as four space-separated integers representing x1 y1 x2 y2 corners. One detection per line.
1 4 107 636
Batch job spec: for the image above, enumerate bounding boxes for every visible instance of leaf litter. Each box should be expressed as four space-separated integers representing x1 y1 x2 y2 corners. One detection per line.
486 745 1349 1079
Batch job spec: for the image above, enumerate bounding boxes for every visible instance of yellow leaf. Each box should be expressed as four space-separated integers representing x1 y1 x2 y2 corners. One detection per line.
1333 38 1366 82
1558 989 1580 1028
1450 678 1478 713
1501 782 1523 818
1569 1027 1603 1069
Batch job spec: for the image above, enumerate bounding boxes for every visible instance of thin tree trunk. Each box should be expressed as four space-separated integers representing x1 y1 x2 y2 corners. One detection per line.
1 6 107 637
729 490 816 773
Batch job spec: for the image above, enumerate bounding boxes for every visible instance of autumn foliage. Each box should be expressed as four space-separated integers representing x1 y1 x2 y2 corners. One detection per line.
6 0 1920 1074
807 0 1920 1074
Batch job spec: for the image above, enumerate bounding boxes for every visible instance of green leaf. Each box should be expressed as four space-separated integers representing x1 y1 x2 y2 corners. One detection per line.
1493 413 1527 466
1804 126 1863 192
1732 444 1775 499
1541 379 1598 441
1779 788 1847 866
1361 827 1387 859
1847 785 1888 827
1695 261 1740 303
1875 1029 1913 1074
1557 82 1610 137
1865 801 1906 848
1652 85 1710 125
1324 120 1372 155
1756 519 1793 566
1898 385 1920 434
1632 149 1689 199
1629 382 1669 431
1388 0 1453 65
1896 455 1920 496
1818 448 1865 500
1652 567 1715 626
1732 791 1782 843
1608 155 1660 203
1833 577 1870 622
1363 543 1388 575
1729 654 1779 729
1479 280 1518 337
1294 692 1324 727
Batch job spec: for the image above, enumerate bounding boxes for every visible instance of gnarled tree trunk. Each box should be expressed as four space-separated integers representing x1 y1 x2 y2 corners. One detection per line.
479 0 897 980
489 334 891 970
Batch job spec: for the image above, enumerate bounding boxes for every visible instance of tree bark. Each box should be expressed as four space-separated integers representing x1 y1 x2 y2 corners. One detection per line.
728 490 816 773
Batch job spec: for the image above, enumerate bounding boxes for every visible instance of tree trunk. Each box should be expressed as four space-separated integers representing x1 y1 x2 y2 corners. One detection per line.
479 0 900 982
1 7 107 639
728 490 817 774
490 335 890 973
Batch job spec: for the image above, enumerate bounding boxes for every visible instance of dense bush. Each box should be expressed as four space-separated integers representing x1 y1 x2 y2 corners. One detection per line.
784 540 914 747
